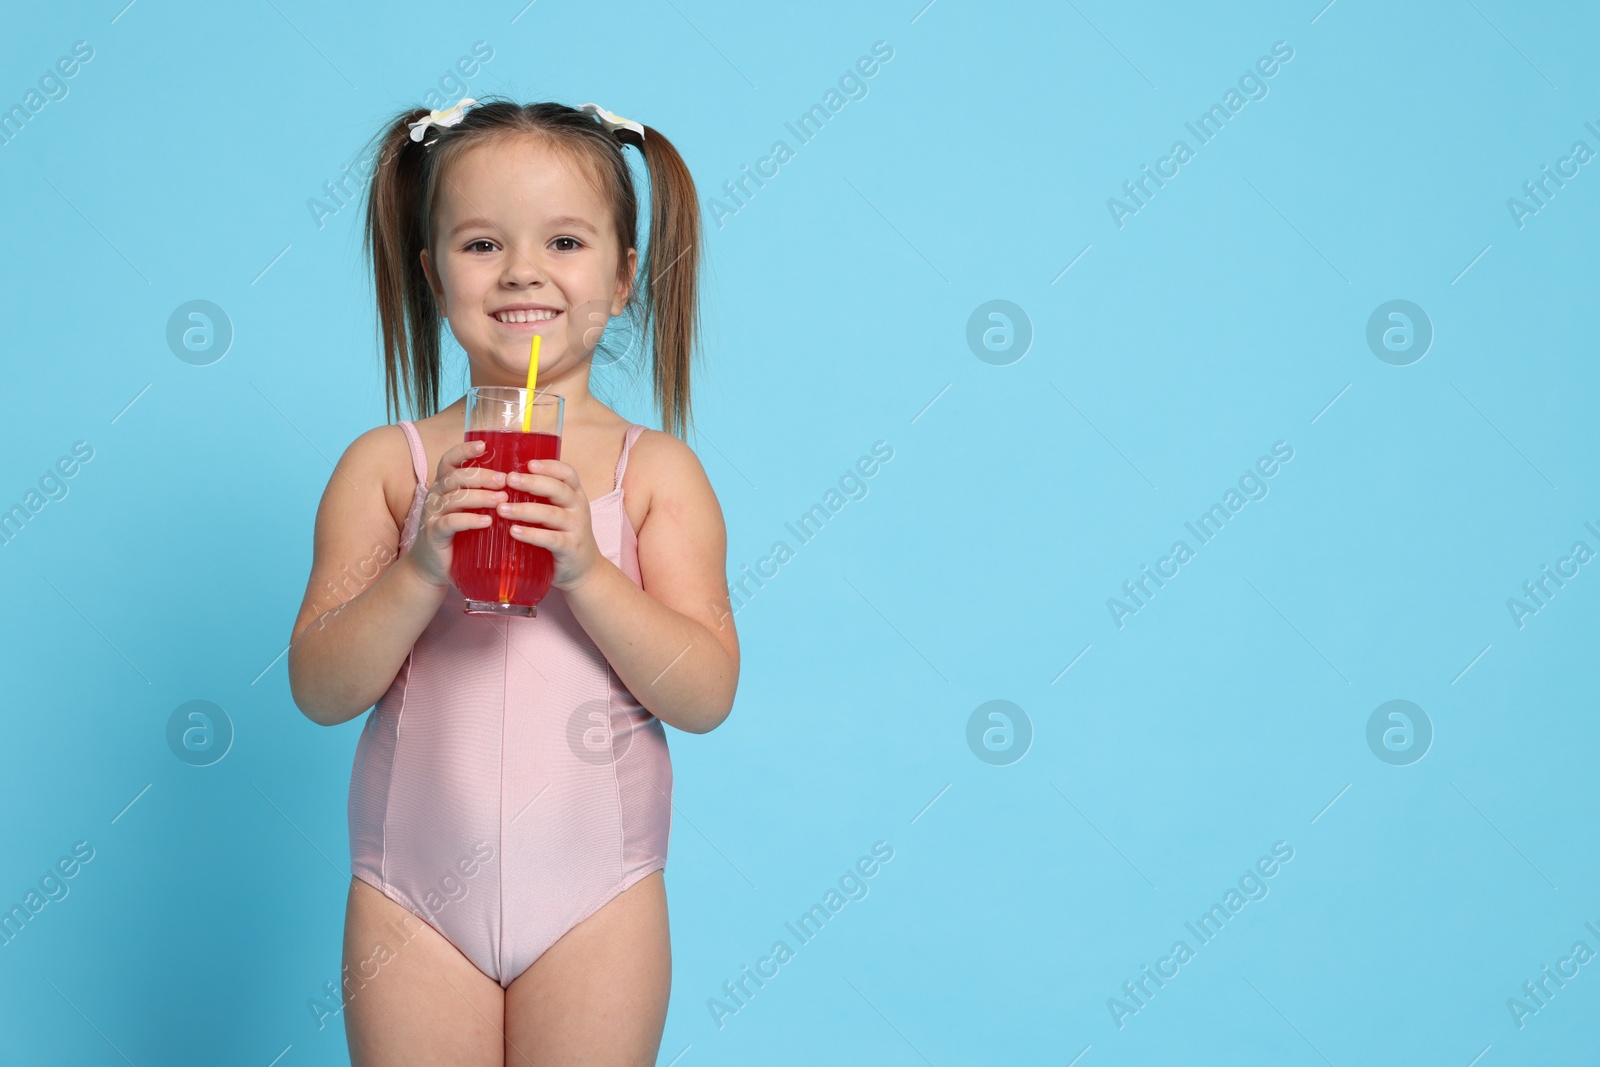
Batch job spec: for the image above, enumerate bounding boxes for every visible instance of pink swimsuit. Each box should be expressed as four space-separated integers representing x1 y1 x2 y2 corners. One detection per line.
347 420 672 988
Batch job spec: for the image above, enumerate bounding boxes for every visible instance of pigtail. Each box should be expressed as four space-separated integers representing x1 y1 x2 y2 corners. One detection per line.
633 126 702 441
363 110 444 424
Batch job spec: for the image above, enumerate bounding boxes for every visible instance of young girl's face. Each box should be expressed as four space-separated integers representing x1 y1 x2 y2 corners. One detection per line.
421 134 637 388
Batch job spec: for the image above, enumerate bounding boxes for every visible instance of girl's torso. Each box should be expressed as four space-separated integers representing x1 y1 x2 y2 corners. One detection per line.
348 411 673 989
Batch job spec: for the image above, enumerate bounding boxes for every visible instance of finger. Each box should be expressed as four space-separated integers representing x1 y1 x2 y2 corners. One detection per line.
425 483 504 518
437 439 489 474
443 465 508 491
497 500 567 527
517 458 578 486
436 487 508 513
432 510 493 537
428 483 502 524
508 470 576 502
508 523 553 543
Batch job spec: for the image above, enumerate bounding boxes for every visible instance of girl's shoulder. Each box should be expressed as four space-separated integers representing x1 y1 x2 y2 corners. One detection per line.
337 420 426 539
626 427 721 526
624 423 687 480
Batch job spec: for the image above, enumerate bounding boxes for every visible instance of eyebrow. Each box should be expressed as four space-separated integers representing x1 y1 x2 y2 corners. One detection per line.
547 215 600 235
449 215 600 237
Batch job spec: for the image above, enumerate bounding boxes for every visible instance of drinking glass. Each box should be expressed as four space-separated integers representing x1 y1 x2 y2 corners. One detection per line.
450 387 564 616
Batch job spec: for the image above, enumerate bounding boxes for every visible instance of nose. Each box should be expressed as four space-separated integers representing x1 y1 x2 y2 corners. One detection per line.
499 240 547 287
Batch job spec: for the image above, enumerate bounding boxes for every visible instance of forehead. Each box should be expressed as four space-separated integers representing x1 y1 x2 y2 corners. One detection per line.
434 134 612 235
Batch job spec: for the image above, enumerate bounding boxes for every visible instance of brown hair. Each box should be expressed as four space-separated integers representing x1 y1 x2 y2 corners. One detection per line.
360 98 702 438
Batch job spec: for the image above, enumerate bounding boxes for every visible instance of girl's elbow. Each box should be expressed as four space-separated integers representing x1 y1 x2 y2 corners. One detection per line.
287 652 363 728
288 679 340 728
700 686 737 733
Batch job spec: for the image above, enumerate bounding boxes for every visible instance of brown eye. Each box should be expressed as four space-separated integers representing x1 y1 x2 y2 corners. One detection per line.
553 237 580 252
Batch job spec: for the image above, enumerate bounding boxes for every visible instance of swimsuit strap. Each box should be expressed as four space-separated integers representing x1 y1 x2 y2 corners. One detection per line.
613 424 645 493
397 420 429 491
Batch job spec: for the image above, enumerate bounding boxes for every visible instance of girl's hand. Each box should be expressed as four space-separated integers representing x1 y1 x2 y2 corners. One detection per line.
497 460 603 593
405 440 508 589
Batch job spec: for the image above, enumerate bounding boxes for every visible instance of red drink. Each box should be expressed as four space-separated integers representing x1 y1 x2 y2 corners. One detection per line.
451 428 562 614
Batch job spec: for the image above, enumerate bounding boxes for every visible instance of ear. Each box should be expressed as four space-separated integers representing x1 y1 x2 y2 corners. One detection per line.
610 247 639 316
420 247 447 317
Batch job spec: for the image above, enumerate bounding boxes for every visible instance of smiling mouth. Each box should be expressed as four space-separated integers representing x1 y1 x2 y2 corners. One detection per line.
491 309 561 325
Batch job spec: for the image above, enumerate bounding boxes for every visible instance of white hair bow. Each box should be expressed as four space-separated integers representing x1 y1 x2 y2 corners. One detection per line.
577 102 645 140
408 98 479 142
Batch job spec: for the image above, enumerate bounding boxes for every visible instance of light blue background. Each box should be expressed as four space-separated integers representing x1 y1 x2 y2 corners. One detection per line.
2 1 1597 1064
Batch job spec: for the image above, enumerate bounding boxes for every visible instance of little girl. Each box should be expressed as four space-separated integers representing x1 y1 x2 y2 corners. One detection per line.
287 97 739 1066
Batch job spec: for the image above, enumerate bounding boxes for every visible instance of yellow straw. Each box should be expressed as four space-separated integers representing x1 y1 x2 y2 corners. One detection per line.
521 334 540 432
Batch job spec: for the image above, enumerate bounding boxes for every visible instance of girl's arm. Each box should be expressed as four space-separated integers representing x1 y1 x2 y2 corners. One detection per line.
564 436 739 734
287 428 449 727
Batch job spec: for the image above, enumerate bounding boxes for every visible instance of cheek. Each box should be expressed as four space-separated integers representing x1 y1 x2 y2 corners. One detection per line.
454 272 505 323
